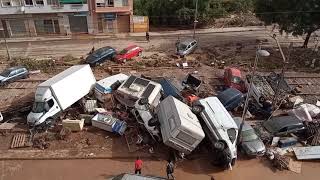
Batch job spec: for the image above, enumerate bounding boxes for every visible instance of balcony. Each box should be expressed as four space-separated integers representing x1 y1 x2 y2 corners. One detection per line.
0 4 88 15
95 5 131 13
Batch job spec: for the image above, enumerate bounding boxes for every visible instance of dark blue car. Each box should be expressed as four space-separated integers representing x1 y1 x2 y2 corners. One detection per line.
85 46 116 66
217 88 244 111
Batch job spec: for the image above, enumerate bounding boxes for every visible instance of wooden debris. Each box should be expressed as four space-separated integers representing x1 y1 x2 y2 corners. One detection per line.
11 134 26 149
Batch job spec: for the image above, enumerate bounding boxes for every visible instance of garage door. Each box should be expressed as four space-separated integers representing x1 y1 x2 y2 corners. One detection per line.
68 15 88 33
117 15 130 33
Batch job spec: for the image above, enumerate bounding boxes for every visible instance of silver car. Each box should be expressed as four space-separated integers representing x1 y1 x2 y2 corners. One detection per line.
234 117 266 156
0 66 29 86
176 39 197 57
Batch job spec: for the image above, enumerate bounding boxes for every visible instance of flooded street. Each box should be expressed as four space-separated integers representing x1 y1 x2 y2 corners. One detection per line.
1 158 318 180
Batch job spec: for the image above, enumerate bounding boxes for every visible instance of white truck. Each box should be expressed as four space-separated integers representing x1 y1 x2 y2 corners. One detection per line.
157 96 205 155
27 65 96 128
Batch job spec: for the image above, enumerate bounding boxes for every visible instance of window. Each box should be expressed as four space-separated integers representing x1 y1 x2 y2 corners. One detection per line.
279 127 288 133
12 0 21 6
47 99 54 108
122 0 128 6
36 0 44 5
227 128 237 144
96 3 105 7
47 0 59 5
168 117 176 131
2 0 11 6
25 0 33 6
107 0 114 7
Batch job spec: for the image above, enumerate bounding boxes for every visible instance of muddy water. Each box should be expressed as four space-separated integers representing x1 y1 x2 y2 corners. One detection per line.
1 158 318 180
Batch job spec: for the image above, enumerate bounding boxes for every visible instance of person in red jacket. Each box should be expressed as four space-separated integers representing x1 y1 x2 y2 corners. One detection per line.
134 156 143 174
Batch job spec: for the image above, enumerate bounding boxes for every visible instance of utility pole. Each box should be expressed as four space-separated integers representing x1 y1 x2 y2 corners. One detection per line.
193 0 198 39
1 29 11 61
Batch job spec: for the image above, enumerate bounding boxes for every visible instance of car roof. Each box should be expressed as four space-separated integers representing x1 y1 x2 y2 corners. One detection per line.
180 39 196 45
5 66 26 71
226 67 241 76
264 116 302 131
217 88 242 105
125 45 139 50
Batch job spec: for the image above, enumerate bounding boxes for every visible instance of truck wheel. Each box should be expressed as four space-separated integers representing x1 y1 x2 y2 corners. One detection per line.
259 96 266 103
148 118 160 127
214 141 225 150
192 105 204 114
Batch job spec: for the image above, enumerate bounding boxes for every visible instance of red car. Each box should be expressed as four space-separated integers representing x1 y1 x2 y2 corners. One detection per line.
224 67 247 93
116 45 143 63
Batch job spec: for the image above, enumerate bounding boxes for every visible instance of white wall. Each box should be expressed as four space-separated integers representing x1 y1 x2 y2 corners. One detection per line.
0 1 88 15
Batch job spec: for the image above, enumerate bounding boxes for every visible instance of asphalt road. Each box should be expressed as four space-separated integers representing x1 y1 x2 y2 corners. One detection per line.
1 158 319 180
0 30 304 58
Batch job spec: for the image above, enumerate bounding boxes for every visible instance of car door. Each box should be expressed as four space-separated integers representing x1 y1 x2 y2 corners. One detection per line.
8 70 18 81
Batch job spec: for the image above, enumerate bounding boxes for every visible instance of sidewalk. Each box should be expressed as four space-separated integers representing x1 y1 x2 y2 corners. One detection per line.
0 26 267 43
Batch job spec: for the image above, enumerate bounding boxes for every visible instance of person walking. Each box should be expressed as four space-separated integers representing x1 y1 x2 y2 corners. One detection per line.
146 31 150 42
134 156 143 174
166 160 175 180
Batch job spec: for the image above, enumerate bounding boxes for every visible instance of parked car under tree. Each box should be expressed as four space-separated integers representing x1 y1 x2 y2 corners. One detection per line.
0 66 29 86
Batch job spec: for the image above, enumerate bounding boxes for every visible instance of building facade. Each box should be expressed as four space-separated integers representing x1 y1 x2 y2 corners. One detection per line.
91 0 133 34
0 0 133 37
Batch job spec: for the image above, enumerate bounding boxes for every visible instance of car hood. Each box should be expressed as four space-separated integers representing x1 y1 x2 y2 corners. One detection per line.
242 139 266 155
0 76 6 81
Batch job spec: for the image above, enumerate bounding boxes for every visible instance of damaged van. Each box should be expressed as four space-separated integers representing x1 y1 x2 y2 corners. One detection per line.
192 97 238 167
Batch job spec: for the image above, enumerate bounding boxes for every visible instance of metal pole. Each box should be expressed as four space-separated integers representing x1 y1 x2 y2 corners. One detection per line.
193 0 198 39
237 44 261 145
270 34 289 107
1 30 11 61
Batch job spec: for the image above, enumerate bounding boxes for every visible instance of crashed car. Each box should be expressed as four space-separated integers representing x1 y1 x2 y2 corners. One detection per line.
263 116 306 136
176 39 197 57
217 88 244 111
85 46 116 66
234 117 266 156
224 67 246 93
0 66 29 86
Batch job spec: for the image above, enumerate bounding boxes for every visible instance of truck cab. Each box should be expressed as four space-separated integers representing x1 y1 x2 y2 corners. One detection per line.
27 87 61 126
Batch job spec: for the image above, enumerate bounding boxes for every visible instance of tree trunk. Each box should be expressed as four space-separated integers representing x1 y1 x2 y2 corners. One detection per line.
303 31 312 48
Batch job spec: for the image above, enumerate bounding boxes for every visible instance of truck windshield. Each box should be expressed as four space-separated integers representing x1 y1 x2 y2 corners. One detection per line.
32 102 45 113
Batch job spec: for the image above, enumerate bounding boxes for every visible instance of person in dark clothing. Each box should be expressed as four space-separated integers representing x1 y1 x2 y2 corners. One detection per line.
166 160 175 179
134 156 143 174
146 32 150 42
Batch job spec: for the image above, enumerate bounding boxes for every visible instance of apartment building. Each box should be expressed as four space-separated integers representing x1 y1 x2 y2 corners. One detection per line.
0 0 133 37
91 0 133 34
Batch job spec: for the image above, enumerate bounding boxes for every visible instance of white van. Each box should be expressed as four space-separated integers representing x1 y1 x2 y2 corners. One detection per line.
193 97 238 166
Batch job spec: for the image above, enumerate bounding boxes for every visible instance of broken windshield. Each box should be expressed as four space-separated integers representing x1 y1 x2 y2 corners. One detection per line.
32 102 45 113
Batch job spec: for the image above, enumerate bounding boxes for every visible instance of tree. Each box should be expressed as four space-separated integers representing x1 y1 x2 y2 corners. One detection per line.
134 0 255 26
255 0 320 47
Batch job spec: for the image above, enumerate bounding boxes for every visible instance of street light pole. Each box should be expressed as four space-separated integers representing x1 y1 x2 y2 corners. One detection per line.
237 45 270 145
193 0 198 39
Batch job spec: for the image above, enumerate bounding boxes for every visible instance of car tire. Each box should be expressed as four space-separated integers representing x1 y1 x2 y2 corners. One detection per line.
148 118 160 127
231 158 236 166
214 141 225 150
192 104 204 114
259 96 266 103
138 98 148 105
